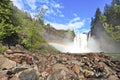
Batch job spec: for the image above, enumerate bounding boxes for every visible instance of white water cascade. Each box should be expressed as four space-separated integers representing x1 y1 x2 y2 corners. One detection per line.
73 33 88 53
48 32 102 53
48 33 90 53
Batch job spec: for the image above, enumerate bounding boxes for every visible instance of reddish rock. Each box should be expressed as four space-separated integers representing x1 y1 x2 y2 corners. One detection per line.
0 75 7 80
86 53 100 61
0 70 7 80
68 70 75 75
9 76 19 80
0 55 16 69
44 65 51 73
107 75 119 80
72 64 80 74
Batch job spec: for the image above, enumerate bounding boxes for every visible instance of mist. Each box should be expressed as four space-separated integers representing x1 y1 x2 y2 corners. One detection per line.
48 29 120 53
47 33 100 53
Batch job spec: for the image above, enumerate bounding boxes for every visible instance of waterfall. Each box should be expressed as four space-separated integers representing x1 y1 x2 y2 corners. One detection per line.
48 32 101 53
74 33 88 52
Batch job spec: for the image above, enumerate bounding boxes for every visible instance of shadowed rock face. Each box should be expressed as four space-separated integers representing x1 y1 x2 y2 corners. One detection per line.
90 21 120 53
0 48 120 80
42 26 74 43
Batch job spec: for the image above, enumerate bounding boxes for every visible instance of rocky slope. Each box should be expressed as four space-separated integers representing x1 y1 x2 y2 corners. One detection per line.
0 46 120 80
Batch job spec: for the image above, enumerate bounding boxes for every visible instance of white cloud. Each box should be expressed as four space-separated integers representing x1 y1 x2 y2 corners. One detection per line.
54 4 61 8
51 0 64 9
12 0 37 10
46 17 85 30
39 0 49 4
54 3 64 8
11 0 24 10
48 22 68 30
42 5 49 10
69 17 80 23
12 0 64 19
68 20 84 29
25 0 37 10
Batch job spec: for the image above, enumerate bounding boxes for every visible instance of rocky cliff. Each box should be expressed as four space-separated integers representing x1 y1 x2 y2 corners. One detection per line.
90 21 120 53
89 1 120 53
42 25 75 43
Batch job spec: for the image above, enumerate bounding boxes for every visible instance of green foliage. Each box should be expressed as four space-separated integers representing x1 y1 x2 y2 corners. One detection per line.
103 0 120 41
113 5 120 13
95 8 102 21
111 0 120 6
18 19 46 51
100 15 107 22
104 2 120 26
0 0 19 45
0 44 6 53
91 8 103 27
104 23 120 41
0 0 68 53
91 0 120 41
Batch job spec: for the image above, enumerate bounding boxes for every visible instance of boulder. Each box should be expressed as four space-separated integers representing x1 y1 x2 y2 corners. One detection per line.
5 49 13 54
52 63 68 72
0 55 16 69
16 68 39 80
72 64 80 74
47 69 67 80
0 70 7 80
83 70 94 78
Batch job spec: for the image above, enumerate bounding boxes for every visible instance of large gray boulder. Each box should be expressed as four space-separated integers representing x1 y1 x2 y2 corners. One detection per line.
16 68 39 80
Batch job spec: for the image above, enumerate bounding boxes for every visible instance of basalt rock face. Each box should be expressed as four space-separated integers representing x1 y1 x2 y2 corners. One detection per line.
42 26 75 43
0 48 120 80
90 21 120 53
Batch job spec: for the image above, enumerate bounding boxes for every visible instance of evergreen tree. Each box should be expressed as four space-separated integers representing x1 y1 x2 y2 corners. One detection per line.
112 0 120 6
0 0 18 46
91 8 102 28
95 8 102 21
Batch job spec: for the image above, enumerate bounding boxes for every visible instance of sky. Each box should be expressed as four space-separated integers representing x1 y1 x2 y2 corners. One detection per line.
11 0 112 34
